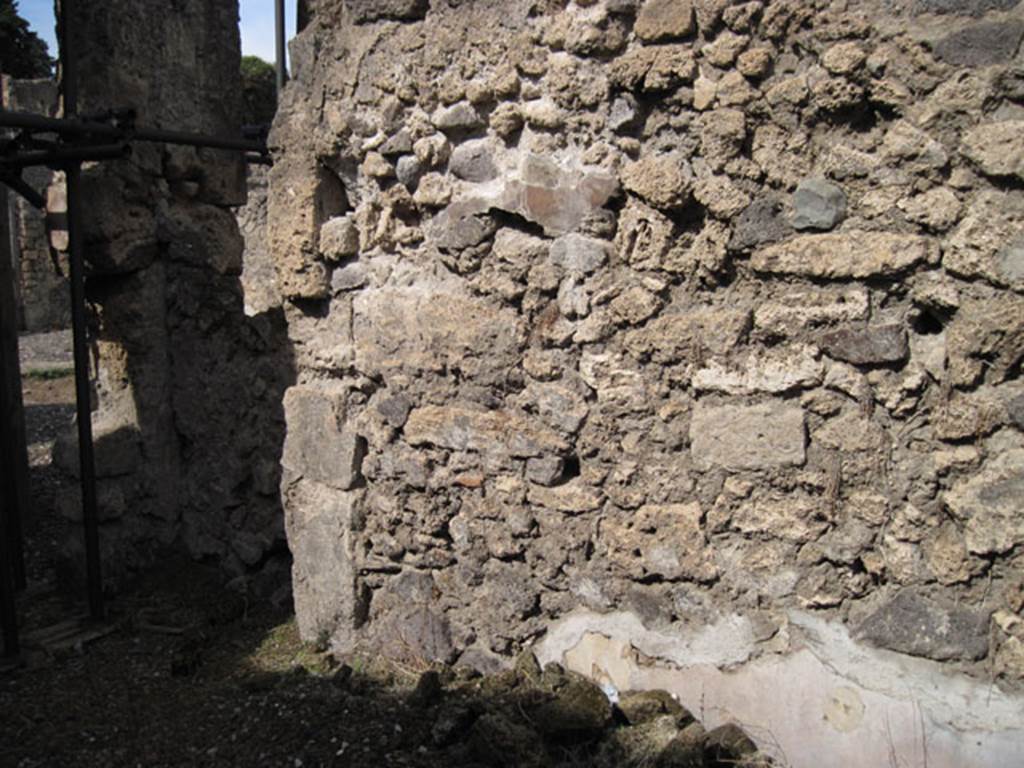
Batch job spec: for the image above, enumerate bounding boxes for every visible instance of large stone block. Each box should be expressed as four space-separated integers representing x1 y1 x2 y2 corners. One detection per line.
961 121 1024 181
352 285 520 377
690 402 806 470
819 323 909 365
404 405 568 458
751 232 937 279
692 345 823 395
282 384 365 491
945 449 1024 555
635 0 696 41
856 588 990 661
934 20 1024 68
283 477 363 650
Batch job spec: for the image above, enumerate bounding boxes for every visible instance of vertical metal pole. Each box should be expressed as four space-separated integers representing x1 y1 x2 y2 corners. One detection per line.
0 491 18 657
0 173 21 659
59 0 103 620
275 0 287 96
0 99 28 595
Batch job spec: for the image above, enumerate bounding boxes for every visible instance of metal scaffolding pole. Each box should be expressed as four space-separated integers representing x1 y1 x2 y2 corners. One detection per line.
275 0 288 96
59 0 104 621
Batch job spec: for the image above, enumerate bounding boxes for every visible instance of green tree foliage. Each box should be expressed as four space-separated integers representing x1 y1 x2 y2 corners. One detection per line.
0 0 53 79
240 55 276 126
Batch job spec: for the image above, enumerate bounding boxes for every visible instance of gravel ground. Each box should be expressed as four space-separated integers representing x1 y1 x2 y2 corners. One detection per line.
18 329 73 373
16 331 77 586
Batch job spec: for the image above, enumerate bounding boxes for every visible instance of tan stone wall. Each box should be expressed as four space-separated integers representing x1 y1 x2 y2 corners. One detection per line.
271 0 1024 761
52 0 293 585
1 77 69 332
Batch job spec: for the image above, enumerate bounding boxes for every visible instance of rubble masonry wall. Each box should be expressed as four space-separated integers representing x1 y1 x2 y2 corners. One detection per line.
269 1 1024 765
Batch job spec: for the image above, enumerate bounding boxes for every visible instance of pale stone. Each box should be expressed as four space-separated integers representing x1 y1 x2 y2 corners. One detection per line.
626 306 750 363
946 294 1024 387
821 42 866 75
702 30 749 67
736 46 773 78
550 233 610 275
731 495 829 543
881 121 949 172
432 101 483 132
897 187 961 232
282 384 365 491
283 478 361 651
579 351 651 410
813 411 887 452
961 121 1024 181
404 405 568 458
754 288 869 335
319 214 359 261
751 232 938 279
609 285 663 325
692 345 823 394
528 480 604 513
945 449 1024 555
693 174 750 219
353 286 520 377
621 154 693 209
690 402 806 470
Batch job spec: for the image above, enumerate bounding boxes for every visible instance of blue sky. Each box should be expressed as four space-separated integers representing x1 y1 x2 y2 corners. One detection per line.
17 0 294 66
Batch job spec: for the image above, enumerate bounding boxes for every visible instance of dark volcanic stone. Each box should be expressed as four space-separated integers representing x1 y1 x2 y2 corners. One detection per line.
857 589 991 661
791 178 847 231
729 196 792 251
820 322 909 365
933 20 1024 67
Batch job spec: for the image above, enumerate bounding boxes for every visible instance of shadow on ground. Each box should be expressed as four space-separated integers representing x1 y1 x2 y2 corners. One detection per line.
0 555 769 768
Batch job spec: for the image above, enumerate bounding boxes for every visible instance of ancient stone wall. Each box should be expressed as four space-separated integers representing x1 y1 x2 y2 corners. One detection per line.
52 0 293 585
1 77 69 332
269 0 1024 764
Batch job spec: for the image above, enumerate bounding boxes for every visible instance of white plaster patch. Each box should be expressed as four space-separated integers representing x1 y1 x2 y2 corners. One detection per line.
535 609 1024 768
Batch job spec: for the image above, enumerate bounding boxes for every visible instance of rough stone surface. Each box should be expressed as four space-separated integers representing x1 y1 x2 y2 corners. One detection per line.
857 589 991 661
247 4 1024 761
751 232 937 278
820 323 909 365
960 121 1024 181
933 20 1024 68
791 178 847 231
635 0 696 41
282 385 366 491
690 403 806 470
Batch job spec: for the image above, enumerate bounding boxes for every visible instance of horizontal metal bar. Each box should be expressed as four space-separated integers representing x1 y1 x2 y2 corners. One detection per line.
0 111 267 155
0 110 120 138
131 126 266 153
0 143 130 170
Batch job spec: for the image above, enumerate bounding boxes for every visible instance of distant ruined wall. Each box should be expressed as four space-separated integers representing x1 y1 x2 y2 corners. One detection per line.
53 0 293 585
1 76 69 332
269 0 1024 764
